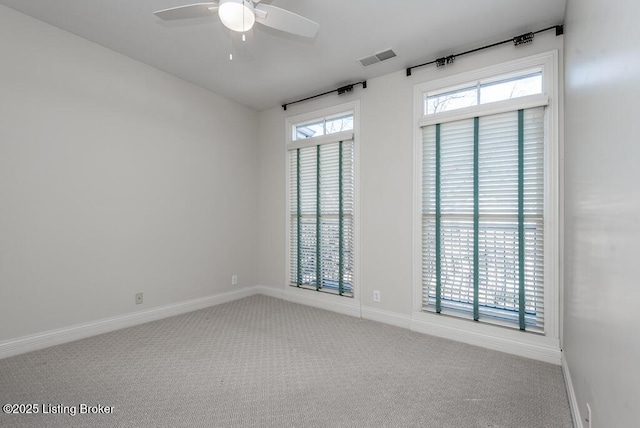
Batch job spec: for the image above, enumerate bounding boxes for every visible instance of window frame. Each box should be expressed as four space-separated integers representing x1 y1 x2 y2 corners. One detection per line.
294 112 354 141
285 101 361 304
423 67 544 116
412 51 559 351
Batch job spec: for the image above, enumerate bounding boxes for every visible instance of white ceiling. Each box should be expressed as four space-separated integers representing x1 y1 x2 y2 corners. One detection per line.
0 0 566 111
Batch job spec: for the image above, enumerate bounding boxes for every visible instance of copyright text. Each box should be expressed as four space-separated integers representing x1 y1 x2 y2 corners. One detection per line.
2 403 114 416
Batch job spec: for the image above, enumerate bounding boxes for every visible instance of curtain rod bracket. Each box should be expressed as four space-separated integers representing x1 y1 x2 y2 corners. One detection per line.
513 32 535 46
337 84 354 95
436 55 455 68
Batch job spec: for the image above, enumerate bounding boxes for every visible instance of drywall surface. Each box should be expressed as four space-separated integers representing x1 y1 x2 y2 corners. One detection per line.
257 32 563 317
564 0 640 426
0 5 259 341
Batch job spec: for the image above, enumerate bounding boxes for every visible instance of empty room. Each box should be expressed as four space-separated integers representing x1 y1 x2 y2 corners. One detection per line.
0 0 637 427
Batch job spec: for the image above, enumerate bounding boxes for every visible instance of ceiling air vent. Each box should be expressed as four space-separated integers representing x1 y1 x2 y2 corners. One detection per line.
358 48 397 67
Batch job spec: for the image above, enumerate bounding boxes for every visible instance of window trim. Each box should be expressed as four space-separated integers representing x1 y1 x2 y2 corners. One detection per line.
412 51 560 356
285 100 361 304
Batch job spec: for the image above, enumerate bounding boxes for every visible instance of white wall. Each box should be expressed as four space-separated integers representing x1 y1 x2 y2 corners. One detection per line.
257 32 563 316
564 0 640 426
0 5 259 341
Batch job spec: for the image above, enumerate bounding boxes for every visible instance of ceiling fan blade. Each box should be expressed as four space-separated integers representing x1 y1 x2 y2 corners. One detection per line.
255 4 319 38
154 3 219 20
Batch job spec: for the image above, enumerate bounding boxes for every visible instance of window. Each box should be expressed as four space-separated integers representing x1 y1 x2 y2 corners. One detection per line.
422 108 544 331
295 114 354 140
416 54 557 334
287 108 356 297
425 69 542 115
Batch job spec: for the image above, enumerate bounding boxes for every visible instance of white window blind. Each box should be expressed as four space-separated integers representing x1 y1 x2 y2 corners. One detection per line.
422 107 545 332
289 139 354 296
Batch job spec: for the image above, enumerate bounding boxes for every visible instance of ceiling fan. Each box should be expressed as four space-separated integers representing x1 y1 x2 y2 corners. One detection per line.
154 0 320 38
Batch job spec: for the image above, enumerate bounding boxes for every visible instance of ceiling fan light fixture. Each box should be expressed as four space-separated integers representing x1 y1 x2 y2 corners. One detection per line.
218 0 255 32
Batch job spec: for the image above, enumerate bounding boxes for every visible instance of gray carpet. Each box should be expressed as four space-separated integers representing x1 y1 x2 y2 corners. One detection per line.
0 295 572 427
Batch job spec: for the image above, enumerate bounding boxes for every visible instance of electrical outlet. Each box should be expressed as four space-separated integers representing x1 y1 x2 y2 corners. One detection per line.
373 290 381 302
135 293 143 305
586 403 592 428
231 275 238 285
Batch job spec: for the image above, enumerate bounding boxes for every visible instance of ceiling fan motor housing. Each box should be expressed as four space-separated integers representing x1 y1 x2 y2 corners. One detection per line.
218 0 256 32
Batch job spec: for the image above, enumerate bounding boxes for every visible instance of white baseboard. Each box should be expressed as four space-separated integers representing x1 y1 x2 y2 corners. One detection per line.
410 311 561 365
0 286 261 360
278 286 361 318
254 285 285 299
1 286 563 369
258 287 412 329
562 352 583 428
361 306 412 329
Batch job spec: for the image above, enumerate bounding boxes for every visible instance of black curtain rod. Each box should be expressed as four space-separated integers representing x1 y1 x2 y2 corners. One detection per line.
406 25 563 77
282 81 367 111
